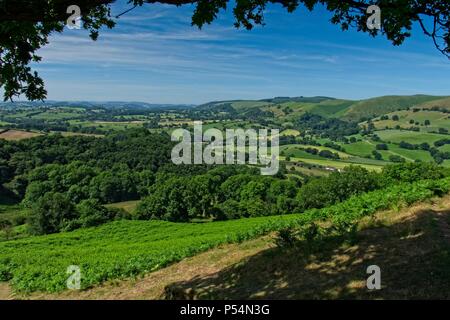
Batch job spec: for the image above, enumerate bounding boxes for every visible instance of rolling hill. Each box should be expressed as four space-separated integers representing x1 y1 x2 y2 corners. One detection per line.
196 95 450 123
341 95 446 121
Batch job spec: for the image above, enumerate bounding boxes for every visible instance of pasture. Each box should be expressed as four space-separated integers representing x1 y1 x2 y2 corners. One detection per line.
368 110 450 132
375 129 448 144
105 200 140 213
0 130 43 141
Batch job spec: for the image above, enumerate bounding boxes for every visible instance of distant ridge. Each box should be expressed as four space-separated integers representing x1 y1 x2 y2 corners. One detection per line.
196 94 450 122
0 100 195 110
2 94 449 122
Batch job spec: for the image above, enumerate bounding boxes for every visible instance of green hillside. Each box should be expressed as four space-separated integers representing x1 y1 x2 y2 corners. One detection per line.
342 95 447 121
195 95 450 123
419 97 450 110
376 129 448 144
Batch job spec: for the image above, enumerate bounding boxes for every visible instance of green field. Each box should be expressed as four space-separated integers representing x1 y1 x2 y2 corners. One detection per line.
279 129 300 136
31 111 84 121
282 156 384 171
383 144 434 162
281 146 333 160
340 141 375 157
3 108 85 122
438 144 450 153
338 139 435 162
376 129 448 144
105 200 140 213
281 144 351 159
69 120 145 131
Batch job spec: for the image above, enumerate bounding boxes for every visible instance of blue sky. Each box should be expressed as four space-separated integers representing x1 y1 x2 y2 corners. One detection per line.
29 1 450 104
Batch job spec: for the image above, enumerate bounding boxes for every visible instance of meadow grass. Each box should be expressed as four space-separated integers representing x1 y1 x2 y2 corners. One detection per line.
376 129 448 144
105 200 140 213
0 214 300 292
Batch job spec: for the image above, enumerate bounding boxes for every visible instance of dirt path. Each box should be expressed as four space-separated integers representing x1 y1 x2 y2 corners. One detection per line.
0 283 12 300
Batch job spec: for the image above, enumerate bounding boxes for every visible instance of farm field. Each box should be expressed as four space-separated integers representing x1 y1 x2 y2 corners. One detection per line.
375 129 448 144
281 144 351 159
105 200 140 213
382 144 434 162
339 141 374 158
280 129 300 136
281 147 334 161
281 156 384 171
55 131 104 138
69 120 145 131
0 129 43 141
333 138 437 163
2 108 85 122
439 145 450 153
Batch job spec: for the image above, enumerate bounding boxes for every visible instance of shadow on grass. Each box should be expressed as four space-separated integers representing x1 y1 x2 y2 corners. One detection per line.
164 208 450 300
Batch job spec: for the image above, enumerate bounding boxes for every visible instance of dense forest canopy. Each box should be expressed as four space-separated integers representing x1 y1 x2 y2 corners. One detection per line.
0 0 449 101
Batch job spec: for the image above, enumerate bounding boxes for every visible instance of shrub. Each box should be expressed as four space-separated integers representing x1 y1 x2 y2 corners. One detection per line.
28 192 76 235
389 155 406 163
382 162 445 184
376 143 388 150
296 166 380 211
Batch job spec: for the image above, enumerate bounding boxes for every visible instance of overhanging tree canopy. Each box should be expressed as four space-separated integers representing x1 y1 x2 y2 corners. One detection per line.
0 0 449 101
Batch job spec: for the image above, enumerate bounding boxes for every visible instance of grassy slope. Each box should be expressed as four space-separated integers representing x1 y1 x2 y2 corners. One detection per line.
419 97 450 110
366 110 450 132
281 144 351 159
376 129 448 144
2 177 449 297
335 139 435 163
165 195 450 300
342 95 446 121
8 194 450 300
282 156 384 171
105 200 140 213
0 214 300 292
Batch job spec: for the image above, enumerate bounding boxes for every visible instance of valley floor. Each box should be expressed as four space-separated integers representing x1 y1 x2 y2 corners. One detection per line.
2 194 450 300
